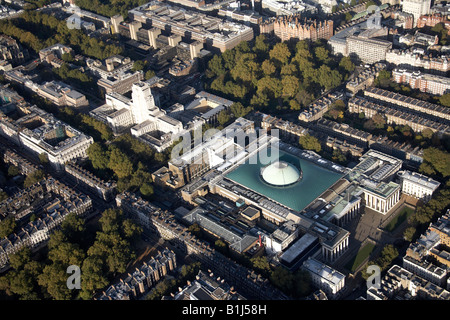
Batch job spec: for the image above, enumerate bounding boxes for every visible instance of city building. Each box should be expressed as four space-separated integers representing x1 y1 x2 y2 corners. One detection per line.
298 91 345 122
260 0 317 16
392 68 450 95
0 178 92 267
218 1 264 26
363 86 450 121
64 161 117 201
301 257 346 298
348 95 450 135
116 191 288 300
402 255 447 287
86 55 134 79
416 13 450 32
397 170 440 203
344 149 402 215
367 264 450 300
429 211 450 247
170 270 246 300
368 135 424 168
271 16 334 42
397 31 438 47
36 81 89 108
1 147 39 176
113 1 254 53
401 0 431 27
96 248 176 300
97 70 144 95
328 19 391 64
91 81 183 151
39 43 74 68
0 94 93 170
175 118 351 263
346 35 392 64
0 34 29 66
386 48 450 74
346 63 386 95
181 91 234 126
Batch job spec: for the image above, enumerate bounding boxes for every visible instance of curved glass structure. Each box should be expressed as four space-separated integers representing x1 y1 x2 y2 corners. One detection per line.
260 161 302 187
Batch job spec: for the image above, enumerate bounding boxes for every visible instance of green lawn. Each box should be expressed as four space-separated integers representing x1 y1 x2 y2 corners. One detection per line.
383 206 415 233
346 243 376 273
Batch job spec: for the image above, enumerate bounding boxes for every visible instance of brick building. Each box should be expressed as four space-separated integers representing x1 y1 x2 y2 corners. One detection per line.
272 16 333 41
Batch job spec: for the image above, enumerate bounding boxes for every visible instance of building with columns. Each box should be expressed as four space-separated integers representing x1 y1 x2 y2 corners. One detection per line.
90 81 183 151
302 257 346 298
321 235 350 263
397 170 440 203
362 181 401 214
345 150 403 215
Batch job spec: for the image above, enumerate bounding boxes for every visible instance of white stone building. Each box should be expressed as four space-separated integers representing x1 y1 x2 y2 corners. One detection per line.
397 170 440 203
302 257 346 298
402 0 431 26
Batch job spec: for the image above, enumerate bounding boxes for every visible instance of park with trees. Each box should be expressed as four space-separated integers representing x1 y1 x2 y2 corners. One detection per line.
204 35 354 115
0 209 143 300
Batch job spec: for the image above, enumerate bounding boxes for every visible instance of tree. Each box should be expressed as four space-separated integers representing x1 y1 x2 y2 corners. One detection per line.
281 75 300 98
294 269 312 297
422 147 450 177
270 266 295 295
439 93 450 107
144 69 155 80
140 182 154 198
108 146 133 179
180 262 202 282
378 244 399 270
38 263 74 300
206 55 226 78
314 46 331 64
131 60 146 72
250 256 271 277
7 165 19 177
280 63 298 76
187 223 202 238
121 219 142 242
299 134 322 153
332 148 348 164
80 255 109 300
9 248 32 271
403 227 416 242
317 65 342 90
230 102 252 118
257 76 282 99
61 52 74 62
421 128 434 140
269 42 291 65
339 56 355 73
372 113 386 129
0 191 8 202
214 239 228 254
217 110 231 126
261 59 276 76
38 152 49 164
0 216 16 238
375 70 392 88
61 213 86 243
253 34 269 54
23 170 45 188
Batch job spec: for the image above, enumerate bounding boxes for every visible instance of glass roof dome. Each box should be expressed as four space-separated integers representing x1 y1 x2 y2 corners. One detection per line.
260 161 302 187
